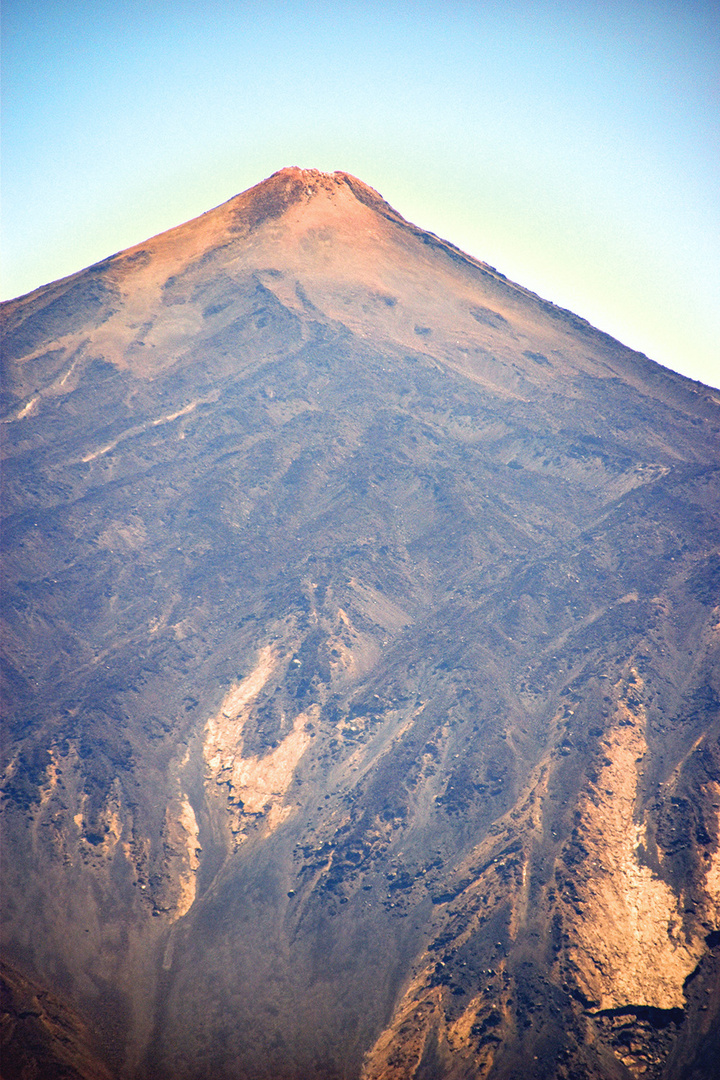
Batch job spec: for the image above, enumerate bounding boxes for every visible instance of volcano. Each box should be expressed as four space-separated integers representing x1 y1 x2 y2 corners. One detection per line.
1 167 719 1080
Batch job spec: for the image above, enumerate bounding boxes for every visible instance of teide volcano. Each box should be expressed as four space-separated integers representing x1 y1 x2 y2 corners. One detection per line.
2 167 720 1080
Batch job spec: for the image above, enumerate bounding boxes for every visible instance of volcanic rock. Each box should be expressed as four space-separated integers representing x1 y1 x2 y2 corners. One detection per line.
2 166 719 1079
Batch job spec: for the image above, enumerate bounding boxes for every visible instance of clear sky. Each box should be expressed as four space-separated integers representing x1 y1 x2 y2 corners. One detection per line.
2 0 718 387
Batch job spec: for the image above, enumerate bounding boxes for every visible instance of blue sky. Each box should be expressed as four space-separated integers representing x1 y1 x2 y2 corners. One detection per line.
2 0 718 387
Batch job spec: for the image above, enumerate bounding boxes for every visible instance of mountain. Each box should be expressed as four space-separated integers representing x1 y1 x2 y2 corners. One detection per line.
1 166 719 1080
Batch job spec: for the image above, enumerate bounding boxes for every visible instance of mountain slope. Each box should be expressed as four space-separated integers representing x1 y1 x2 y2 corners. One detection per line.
2 167 719 1080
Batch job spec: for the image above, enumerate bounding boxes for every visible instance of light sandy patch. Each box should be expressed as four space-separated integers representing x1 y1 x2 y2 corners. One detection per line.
203 645 314 841
82 440 120 463
13 397 38 420
59 360 79 387
80 398 207 464
702 781 720 904
227 709 314 821
561 673 705 1010
204 645 276 777
165 797 200 919
151 400 199 425
705 845 720 901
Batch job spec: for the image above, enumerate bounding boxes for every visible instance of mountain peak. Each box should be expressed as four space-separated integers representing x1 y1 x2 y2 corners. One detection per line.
264 165 386 197
228 166 408 230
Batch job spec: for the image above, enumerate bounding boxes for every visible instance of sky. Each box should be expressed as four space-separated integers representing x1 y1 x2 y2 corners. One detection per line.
2 0 719 387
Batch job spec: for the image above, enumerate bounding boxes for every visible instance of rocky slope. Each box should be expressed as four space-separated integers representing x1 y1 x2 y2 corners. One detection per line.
1 167 719 1079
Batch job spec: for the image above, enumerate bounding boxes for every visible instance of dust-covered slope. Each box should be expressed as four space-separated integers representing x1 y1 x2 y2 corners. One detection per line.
2 167 720 1080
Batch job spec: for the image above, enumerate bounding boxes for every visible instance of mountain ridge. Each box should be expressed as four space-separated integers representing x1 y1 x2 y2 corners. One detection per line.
4 167 717 432
0 165 675 377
